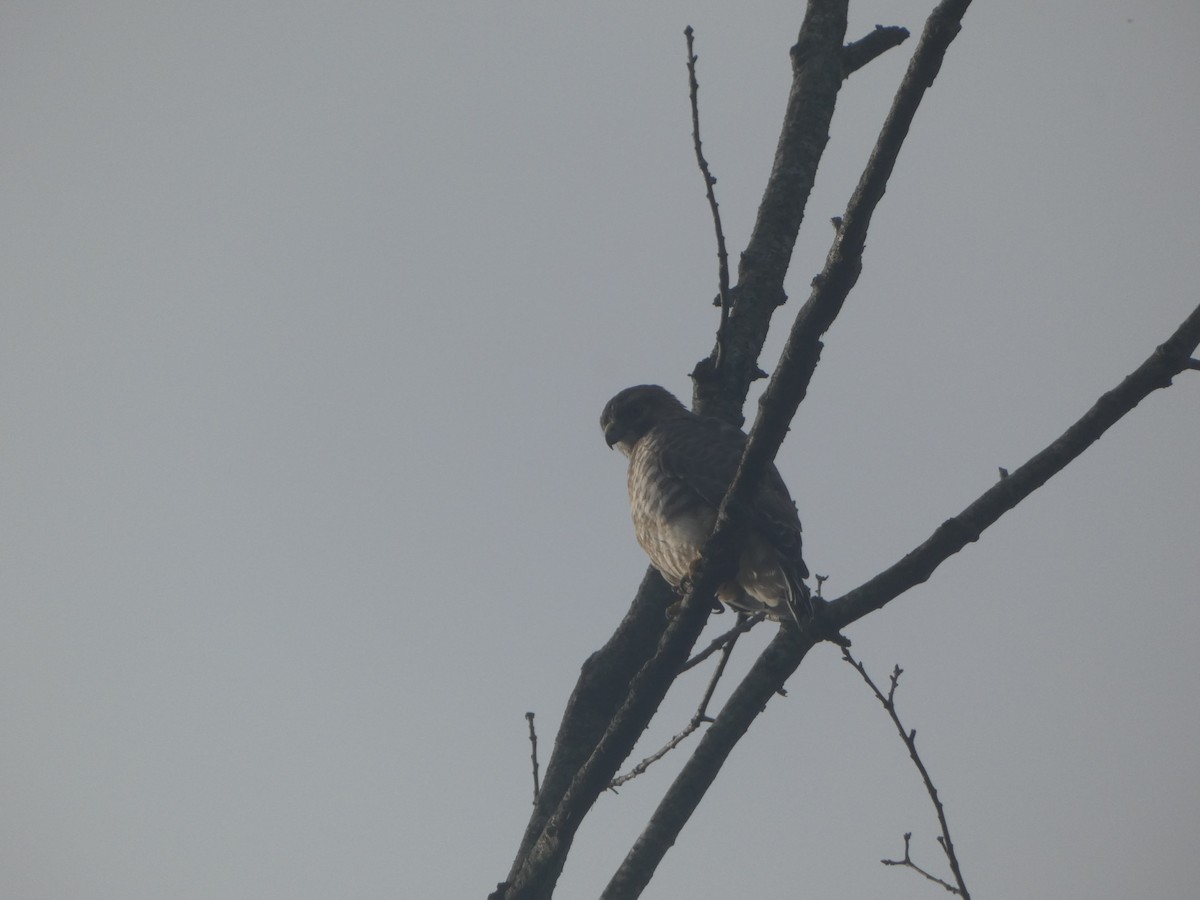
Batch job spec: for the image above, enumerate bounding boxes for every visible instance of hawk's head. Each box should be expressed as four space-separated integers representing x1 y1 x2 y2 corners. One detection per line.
601 384 689 457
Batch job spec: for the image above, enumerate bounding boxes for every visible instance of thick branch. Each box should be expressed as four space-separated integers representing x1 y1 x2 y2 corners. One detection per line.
750 0 974 473
827 300 1200 630
498 579 714 899
691 0 850 423
500 569 675 887
685 0 973 641
602 628 816 897
695 0 973 643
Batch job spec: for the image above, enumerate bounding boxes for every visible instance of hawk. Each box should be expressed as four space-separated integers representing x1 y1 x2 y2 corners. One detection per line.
601 384 810 626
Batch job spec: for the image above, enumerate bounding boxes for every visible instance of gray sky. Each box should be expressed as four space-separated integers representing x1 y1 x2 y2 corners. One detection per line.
2 2 1198 898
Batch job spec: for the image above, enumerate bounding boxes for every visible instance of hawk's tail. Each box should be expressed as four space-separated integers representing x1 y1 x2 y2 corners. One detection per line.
781 564 813 630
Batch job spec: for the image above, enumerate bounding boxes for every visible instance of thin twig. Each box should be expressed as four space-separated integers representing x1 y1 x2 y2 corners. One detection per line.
608 722 703 791
525 712 540 804
693 619 741 720
881 832 961 894
609 619 748 788
684 26 732 367
680 612 764 673
843 649 970 899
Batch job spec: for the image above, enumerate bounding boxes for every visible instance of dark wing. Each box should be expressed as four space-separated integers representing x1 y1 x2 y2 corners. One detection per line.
652 414 808 579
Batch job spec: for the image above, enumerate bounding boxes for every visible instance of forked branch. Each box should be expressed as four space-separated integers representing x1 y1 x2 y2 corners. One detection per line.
844 650 971 898
609 618 751 789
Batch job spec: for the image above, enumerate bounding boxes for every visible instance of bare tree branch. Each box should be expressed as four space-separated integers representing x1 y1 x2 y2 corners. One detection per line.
497 580 714 900
691 0 852 423
498 569 676 893
683 26 732 364
843 24 911 76
881 832 963 895
844 650 971 898
826 298 1200 631
746 0 974 497
602 627 816 899
680 611 764 673
609 619 747 789
525 712 540 804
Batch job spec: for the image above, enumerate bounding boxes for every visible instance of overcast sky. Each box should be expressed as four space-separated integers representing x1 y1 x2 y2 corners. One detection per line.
2 2 1198 898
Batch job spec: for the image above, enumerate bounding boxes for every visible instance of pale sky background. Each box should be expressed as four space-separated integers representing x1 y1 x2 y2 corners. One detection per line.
2 2 1198 899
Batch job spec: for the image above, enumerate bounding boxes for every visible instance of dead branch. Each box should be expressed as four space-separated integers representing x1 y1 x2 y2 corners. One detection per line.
844 650 970 898
525 712 540 804
609 621 747 789
826 299 1200 632
683 26 732 361
843 25 911 76
690 0 855 423
680 612 764 673
881 832 963 895
745 0 976 498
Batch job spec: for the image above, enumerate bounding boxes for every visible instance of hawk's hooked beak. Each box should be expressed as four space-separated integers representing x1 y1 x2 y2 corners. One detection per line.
604 424 621 449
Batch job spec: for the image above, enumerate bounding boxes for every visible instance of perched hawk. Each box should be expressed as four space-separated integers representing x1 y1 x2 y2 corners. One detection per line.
601 384 810 625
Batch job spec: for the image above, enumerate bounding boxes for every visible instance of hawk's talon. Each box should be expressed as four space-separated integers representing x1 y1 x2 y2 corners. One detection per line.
677 575 695 597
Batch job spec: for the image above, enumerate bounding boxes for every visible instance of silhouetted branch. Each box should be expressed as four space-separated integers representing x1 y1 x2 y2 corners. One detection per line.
683 26 732 363
691 0 852 422
680 612 764 673
525 712 540 804
843 24 910 76
610 620 748 789
496 573 715 899
881 832 963 895
844 650 970 898
602 627 816 899
826 299 1200 632
745 0 975 496
498 569 676 895
608 720 703 792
